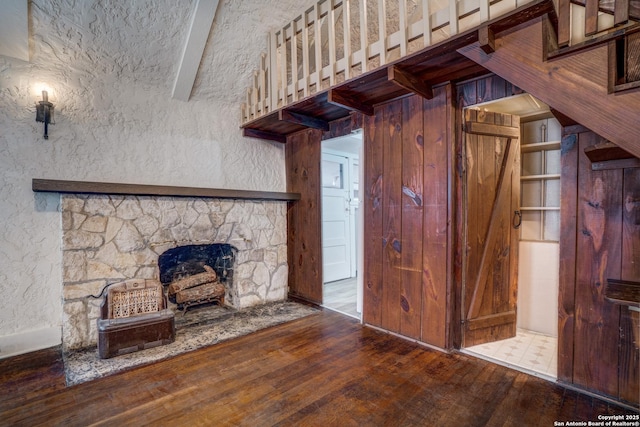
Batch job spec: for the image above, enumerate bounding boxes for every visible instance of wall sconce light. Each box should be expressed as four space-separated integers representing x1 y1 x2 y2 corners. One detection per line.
35 90 55 139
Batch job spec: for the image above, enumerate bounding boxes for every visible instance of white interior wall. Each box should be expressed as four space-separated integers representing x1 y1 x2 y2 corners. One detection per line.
517 242 559 337
0 1 297 357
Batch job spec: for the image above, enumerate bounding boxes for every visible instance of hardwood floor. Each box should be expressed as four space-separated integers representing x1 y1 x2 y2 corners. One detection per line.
1 310 636 426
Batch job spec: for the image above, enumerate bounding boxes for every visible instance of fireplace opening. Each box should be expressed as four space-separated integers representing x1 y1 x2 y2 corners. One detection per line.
158 243 237 312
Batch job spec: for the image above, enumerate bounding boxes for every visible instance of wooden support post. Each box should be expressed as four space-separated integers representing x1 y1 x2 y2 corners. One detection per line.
243 128 287 143
327 89 374 115
479 24 495 54
387 65 434 99
279 110 330 130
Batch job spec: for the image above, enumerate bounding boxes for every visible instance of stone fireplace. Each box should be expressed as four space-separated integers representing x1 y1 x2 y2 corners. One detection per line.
61 193 288 351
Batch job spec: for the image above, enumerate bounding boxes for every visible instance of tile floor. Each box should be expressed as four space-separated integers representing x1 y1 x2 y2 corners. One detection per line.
323 277 360 319
463 328 558 381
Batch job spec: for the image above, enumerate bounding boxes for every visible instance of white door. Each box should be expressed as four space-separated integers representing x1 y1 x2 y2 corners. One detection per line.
322 153 352 283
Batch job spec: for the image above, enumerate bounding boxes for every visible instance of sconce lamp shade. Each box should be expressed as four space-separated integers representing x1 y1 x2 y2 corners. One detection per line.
36 90 54 139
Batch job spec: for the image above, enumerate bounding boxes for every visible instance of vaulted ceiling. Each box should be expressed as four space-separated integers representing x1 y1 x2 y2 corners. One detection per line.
0 0 316 103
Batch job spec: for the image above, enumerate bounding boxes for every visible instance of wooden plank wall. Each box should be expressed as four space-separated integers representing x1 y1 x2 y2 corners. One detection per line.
559 127 640 406
363 86 452 347
286 128 324 304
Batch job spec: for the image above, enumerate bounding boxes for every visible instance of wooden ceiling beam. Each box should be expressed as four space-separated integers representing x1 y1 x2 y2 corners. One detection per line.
279 110 330 131
327 89 375 116
243 128 287 143
387 65 434 99
172 0 220 101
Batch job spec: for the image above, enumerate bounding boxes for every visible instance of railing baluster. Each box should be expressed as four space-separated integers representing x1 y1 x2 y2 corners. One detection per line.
268 32 277 112
328 0 337 85
399 0 408 57
378 0 388 65
343 0 352 80
360 0 369 72
280 30 288 107
259 53 267 114
480 0 490 22
449 0 459 36
584 0 599 36
315 3 323 90
291 20 299 101
614 0 630 26
557 0 571 46
422 0 432 47
252 71 258 118
302 11 311 97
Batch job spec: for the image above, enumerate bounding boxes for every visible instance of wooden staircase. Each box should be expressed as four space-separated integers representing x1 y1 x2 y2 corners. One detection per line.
459 16 640 157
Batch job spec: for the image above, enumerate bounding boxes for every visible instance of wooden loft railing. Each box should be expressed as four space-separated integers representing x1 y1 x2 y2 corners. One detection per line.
556 0 639 48
239 0 638 138
241 0 537 125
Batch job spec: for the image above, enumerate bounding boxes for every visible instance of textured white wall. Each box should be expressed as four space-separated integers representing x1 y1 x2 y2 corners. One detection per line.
0 0 305 356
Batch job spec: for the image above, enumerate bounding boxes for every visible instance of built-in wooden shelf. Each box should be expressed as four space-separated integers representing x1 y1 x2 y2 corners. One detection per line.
32 179 301 202
584 142 635 162
584 142 640 171
521 141 561 152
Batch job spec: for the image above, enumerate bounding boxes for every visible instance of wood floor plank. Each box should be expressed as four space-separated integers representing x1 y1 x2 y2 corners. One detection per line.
0 310 637 426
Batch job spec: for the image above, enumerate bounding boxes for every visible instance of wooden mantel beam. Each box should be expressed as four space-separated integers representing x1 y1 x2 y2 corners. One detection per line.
327 89 375 116
279 110 330 131
387 65 434 99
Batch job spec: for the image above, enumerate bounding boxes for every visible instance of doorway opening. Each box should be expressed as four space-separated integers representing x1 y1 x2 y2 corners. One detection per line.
321 132 363 320
460 94 561 382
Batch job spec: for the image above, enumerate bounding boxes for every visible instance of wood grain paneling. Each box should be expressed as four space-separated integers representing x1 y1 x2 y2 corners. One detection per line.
573 133 622 398
620 167 640 403
400 95 424 340
363 108 384 327
363 89 453 348
286 128 324 304
382 101 403 334
558 132 579 384
421 86 451 348
560 128 639 406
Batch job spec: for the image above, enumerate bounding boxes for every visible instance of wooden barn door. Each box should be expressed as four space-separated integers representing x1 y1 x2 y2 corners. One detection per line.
462 109 520 347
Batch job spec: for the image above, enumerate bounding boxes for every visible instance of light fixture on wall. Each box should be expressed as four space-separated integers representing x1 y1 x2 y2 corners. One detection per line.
35 90 54 139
